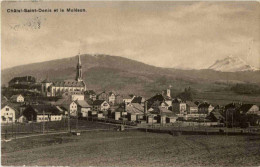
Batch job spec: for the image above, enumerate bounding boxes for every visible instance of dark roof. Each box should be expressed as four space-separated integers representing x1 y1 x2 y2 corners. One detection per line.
9 76 36 84
199 102 213 108
52 80 85 87
93 100 106 105
239 104 256 114
28 105 61 115
85 90 96 95
131 96 144 103
225 103 242 110
209 110 224 120
172 98 183 103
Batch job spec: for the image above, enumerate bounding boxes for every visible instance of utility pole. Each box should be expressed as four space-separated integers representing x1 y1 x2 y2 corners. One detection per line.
68 110 71 133
43 110 45 134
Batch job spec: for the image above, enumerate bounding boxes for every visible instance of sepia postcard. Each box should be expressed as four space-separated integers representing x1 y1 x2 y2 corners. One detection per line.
1 1 260 166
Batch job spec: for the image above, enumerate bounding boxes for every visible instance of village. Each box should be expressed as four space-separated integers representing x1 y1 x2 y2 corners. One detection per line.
1 55 260 135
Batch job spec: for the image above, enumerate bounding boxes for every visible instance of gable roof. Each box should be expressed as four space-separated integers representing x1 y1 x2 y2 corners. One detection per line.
172 98 183 103
93 100 106 105
52 80 85 87
54 97 76 111
225 103 242 110
126 103 144 115
239 104 258 114
27 105 61 115
186 101 197 107
209 110 224 120
199 102 213 108
152 106 177 117
76 100 91 108
131 96 145 103
10 94 23 99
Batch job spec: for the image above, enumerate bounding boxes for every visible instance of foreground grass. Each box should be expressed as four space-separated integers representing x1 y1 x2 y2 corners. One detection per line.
2 131 260 166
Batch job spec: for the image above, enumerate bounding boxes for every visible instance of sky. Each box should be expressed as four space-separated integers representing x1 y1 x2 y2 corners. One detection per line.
1 1 260 70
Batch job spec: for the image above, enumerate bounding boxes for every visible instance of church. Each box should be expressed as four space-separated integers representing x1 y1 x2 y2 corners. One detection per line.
41 55 87 97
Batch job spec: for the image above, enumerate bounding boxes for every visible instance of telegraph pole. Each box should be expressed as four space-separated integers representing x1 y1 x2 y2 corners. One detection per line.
42 110 45 134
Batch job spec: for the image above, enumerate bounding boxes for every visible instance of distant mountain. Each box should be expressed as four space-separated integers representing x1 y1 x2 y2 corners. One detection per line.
209 56 259 72
2 54 260 97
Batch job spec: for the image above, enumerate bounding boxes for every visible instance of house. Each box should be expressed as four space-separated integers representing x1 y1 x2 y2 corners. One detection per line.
97 91 109 101
198 102 214 114
92 100 110 112
123 95 135 105
125 103 144 121
161 88 172 107
153 107 178 124
186 101 198 114
1 104 16 123
172 98 186 114
131 96 145 106
76 100 92 117
207 110 225 122
238 104 259 115
8 76 36 88
108 92 116 105
22 104 62 122
54 98 78 117
146 94 171 111
10 94 24 103
85 90 96 101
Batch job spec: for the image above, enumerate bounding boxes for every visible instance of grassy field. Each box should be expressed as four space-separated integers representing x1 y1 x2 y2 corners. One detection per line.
2 131 260 166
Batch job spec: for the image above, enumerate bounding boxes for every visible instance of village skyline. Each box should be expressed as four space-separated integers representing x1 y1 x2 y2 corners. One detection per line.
2 1 259 70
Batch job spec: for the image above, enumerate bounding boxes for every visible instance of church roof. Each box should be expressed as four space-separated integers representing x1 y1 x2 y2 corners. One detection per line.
52 80 85 87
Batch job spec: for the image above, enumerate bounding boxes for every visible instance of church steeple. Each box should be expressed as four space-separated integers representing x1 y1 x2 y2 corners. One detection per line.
76 54 83 82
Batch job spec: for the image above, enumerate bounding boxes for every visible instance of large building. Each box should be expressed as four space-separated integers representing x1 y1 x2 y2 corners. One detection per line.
41 55 87 97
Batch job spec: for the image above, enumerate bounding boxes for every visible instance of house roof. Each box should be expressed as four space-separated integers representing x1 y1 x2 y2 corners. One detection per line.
9 76 36 84
52 80 85 87
126 103 144 115
172 98 183 103
85 90 96 95
199 102 213 108
131 96 145 103
93 100 106 105
225 103 242 110
10 94 23 99
186 101 197 107
28 105 61 115
41 78 51 83
54 97 75 111
209 110 224 120
152 107 177 117
239 104 257 114
76 100 91 108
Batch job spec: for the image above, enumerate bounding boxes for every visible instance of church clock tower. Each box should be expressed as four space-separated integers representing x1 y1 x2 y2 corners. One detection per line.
76 55 83 82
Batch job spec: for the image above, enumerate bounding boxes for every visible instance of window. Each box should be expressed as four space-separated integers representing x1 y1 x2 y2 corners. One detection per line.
6 108 9 111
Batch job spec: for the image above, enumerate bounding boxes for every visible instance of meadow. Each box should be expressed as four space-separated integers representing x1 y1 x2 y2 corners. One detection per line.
2 130 260 166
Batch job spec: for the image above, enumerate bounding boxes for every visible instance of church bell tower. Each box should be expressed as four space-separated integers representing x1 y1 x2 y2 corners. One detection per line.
76 55 83 82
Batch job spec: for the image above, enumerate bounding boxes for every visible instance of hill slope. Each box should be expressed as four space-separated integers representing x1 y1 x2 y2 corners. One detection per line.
2 54 260 96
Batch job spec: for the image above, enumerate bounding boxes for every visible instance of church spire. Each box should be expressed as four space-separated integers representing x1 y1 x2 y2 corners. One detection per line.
76 54 83 82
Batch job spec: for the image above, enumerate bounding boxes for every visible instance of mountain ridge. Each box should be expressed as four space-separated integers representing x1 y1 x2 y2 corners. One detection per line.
208 55 259 72
2 54 260 96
